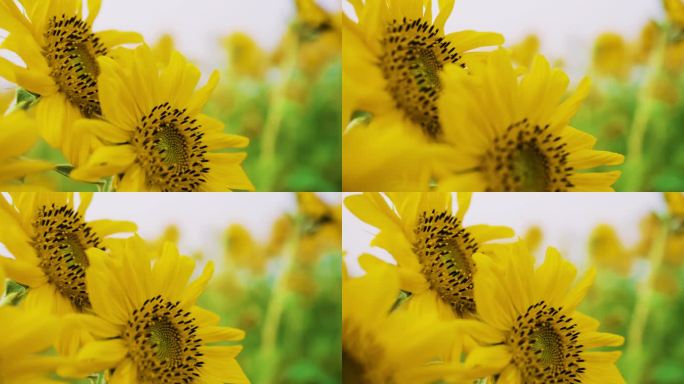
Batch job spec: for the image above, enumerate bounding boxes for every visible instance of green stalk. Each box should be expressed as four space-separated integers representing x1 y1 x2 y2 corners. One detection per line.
624 215 670 383
257 223 300 384
257 36 300 191
623 26 668 191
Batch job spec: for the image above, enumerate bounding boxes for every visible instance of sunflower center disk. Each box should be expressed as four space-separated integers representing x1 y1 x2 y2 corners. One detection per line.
32 204 103 311
43 14 107 117
413 210 478 317
380 18 463 138
124 295 203 384
483 119 575 191
132 103 210 192
508 301 585 383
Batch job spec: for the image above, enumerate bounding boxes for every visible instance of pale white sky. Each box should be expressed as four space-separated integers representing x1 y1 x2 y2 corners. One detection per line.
343 0 662 78
0 192 341 272
343 193 665 276
95 0 339 65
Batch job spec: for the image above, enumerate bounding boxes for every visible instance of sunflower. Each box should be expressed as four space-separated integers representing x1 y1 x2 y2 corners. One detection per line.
635 193 684 266
289 0 341 76
589 224 632 275
0 110 54 190
224 32 268 80
0 192 136 315
0 295 64 383
592 33 630 79
664 0 684 29
265 214 294 256
296 192 341 263
69 44 254 191
0 0 142 165
343 116 452 191
438 49 624 191
343 254 468 384
60 236 248 384
345 192 513 319
225 223 268 274
461 241 625 383
343 0 504 137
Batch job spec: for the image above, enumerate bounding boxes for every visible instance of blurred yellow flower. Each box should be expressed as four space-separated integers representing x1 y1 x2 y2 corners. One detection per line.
343 117 451 191
345 192 513 319
664 0 684 28
593 33 631 79
71 45 254 191
343 0 503 138
343 255 466 383
510 34 541 68
265 214 294 256
226 223 267 274
0 301 63 383
0 192 136 315
665 192 684 216
0 111 54 190
635 20 684 72
62 237 248 383
438 49 624 191
0 0 142 165
223 32 269 80
296 192 341 263
463 241 625 383
589 224 632 275
636 21 659 64
636 195 684 266
273 0 341 77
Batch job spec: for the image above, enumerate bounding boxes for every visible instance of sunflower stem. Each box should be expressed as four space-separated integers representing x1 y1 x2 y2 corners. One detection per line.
257 34 300 191
624 214 669 383
622 24 667 191
258 219 301 384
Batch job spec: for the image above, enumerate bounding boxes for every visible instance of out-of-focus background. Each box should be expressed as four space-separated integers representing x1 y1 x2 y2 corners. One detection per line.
1 0 342 191
343 192 684 384
343 193 663 271
342 0 661 79
1 192 342 384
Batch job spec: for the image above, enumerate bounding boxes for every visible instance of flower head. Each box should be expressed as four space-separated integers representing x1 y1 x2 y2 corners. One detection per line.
62 236 248 383
0 192 136 314
71 45 254 191
0 0 142 165
461 241 625 383
344 0 503 138
345 192 513 319
439 49 624 191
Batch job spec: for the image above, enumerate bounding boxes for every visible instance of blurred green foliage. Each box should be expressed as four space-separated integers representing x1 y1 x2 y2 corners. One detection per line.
200 251 342 384
205 59 342 192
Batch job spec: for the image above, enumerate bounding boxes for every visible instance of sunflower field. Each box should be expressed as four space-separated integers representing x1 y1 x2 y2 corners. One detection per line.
342 192 684 384
0 192 342 383
342 0 684 192
0 0 341 192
